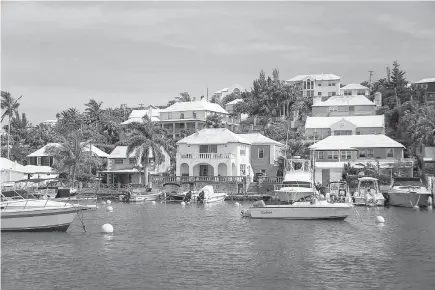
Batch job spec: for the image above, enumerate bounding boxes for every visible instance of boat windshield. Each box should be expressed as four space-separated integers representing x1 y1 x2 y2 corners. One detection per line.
282 181 312 188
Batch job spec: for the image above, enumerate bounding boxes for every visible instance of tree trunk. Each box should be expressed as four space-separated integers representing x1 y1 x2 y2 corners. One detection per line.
7 114 11 159
143 158 149 187
72 165 76 189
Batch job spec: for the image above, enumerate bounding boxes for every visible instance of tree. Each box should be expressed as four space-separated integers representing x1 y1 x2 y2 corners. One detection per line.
1 91 22 160
205 114 225 128
175 92 192 102
45 131 102 187
85 99 103 130
125 116 168 187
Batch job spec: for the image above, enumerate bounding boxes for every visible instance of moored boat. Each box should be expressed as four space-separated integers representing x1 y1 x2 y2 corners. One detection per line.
352 177 385 206
196 185 227 203
386 177 431 208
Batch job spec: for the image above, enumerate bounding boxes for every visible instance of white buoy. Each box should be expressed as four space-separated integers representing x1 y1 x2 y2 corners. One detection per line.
151 201 156 205
235 202 240 207
106 200 112 205
181 202 186 206
375 216 385 223
428 196 433 206
319 194 325 200
106 206 113 212
413 205 420 210
101 223 114 233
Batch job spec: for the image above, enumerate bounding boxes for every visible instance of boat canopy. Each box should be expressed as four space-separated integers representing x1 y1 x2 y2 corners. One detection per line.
162 182 181 187
358 177 378 181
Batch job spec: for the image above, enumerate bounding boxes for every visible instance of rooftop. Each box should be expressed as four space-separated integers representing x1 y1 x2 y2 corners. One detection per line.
108 145 168 159
309 135 404 150
214 84 246 95
27 143 109 158
340 84 370 91
177 128 251 145
226 99 244 105
312 95 375 107
286 74 340 82
415 78 435 84
305 115 385 129
162 99 228 114
237 133 284 146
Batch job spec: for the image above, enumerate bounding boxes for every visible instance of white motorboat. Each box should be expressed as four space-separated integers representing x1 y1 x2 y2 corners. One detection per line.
352 177 385 206
161 182 198 203
386 177 431 208
246 199 353 220
329 181 350 203
196 185 227 203
274 158 318 203
1 193 88 232
119 187 161 203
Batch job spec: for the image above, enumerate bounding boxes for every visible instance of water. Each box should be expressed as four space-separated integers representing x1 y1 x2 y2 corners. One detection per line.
2 202 435 290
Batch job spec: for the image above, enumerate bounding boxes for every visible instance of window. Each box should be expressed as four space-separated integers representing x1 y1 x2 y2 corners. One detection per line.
199 145 217 153
318 83 322 87
317 151 324 160
329 106 338 112
261 169 266 174
193 111 197 119
240 164 246 175
331 82 336 86
357 90 366 95
328 92 332 97
387 148 394 158
359 150 366 158
115 159 123 164
180 113 184 119
168 112 172 119
327 151 338 160
318 92 322 96
129 158 136 164
344 90 352 96
258 148 264 159
341 151 352 160
332 92 336 96
37 157 41 166
367 149 374 158
356 131 361 135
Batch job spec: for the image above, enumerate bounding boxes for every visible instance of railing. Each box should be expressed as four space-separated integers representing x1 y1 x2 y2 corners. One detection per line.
179 153 235 159
150 176 247 184
257 177 284 183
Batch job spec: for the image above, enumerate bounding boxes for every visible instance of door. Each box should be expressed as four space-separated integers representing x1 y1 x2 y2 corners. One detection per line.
199 165 208 176
322 169 330 186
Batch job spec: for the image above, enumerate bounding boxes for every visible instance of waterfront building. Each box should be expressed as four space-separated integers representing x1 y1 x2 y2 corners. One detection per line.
176 128 253 178
1 157 55 182
27 143 108 166
237 133 284 178
311 94 378 117
100 146 171 185
212 84 246 102
119 106 161 141
285 74 341 104
309 134 408 185
159 97 238 137
340 84 370 96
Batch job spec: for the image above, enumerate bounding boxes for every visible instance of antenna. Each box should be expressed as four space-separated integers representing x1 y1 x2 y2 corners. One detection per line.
368 70 374 83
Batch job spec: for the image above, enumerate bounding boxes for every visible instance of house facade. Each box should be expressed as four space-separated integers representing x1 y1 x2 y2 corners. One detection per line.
100 146 171 185
305 115 385 141
415 78 435 102
285 74 341 104
176 128 253 178
340 84 370 96
159 98 238 137
309 135 407 185
311 95 377 117
119 106 162 141
212 84 245 102
237 133 284 177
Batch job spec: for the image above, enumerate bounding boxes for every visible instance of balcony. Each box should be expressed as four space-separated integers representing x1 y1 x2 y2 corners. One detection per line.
150 175 246 184
179 153 236 160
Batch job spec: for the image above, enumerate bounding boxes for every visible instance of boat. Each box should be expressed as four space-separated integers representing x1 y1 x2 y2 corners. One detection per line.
352 177 385 206
161 182 198 203
196 185 227 203
121 187 161 203
1 192 88 232
246 198 353 220
274 158 318 203
386 177 432 208
329 181 350 203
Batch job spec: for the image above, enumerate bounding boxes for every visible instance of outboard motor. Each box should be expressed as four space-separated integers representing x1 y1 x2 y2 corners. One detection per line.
122 191 131 203
197 191 205 203
183 191 192 202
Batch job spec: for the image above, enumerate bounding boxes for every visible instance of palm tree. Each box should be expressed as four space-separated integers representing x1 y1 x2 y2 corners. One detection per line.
125 116 168 187
85 99 103 129
1 91 22 159
10 111 31 141
45 131 102 188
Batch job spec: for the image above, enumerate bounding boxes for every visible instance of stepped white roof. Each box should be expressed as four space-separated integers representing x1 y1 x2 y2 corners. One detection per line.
340 84 370 90
237 133 284 146
286 74 340 82
27 143 108 158
108 146 161 159
0 157 54 174
121 109 160 124
305 115 384 129
226 99 244 105
313 95 374 107
162 99 228 114
177 128 251 145
416 78 435 84
309 135 404 150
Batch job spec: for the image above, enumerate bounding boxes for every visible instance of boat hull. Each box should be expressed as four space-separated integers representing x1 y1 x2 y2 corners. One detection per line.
1 207 81 232
198 194 227 204
353 196 385 207
387 192 431 208
249 203 353 220
275 190 314 203
130 193 160 202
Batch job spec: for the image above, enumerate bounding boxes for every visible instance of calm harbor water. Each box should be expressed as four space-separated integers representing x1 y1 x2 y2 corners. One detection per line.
2 202 435 290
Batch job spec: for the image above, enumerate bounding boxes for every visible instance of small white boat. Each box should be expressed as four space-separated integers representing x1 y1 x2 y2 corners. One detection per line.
247 199 353 220
386 177 431 208
120 187 161 203
329 181 350 203
1 193 88 232
196 185 227 203
161 182 198 203
352 177 385 206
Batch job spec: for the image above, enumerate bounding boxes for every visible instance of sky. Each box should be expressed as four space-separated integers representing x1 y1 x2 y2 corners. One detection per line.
2 1 435 124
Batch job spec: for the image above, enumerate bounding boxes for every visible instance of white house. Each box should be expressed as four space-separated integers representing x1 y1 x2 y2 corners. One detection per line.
225 99 248 122
212 84 246 102
286 74 341 104
311 95 378 117
176 128 253 178
1 157 56 182
119 106 162 141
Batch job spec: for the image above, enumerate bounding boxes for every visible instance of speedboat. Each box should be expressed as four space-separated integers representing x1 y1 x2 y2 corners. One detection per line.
274 158 318 203
161 182 198 203
196 185 227 203
386 177 431 208
246 198 353 220
1 192 88 232
329 181 350 203
352 177 385 206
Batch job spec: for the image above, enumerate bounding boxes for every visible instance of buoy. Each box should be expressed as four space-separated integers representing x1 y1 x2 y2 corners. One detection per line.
101 224 114 233
413 205 420 210
106 200 112 205
235 202 240 207
181 202 186 206
106 206 113 212
151 201 156 204
428 196 433 206
375 216 385 223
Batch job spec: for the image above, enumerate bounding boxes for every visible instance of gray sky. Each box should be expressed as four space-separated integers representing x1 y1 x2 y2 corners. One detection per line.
2 1 435 124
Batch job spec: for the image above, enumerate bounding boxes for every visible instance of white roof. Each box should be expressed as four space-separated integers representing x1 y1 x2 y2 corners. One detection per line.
415 78 435 84
226 99 244 105
340 84 370 90
214 84 245 95
286 74 340 82
312 95 374 107
108 145 169 160
237 133 284 146
27 143 109 158
121 109 160 124
162 99 228 114
0 157 53 174
305 115 384 129
309 135 404 150
177 128 251 145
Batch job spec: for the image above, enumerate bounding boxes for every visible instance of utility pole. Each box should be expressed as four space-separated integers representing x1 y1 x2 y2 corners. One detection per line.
368 70 374 83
